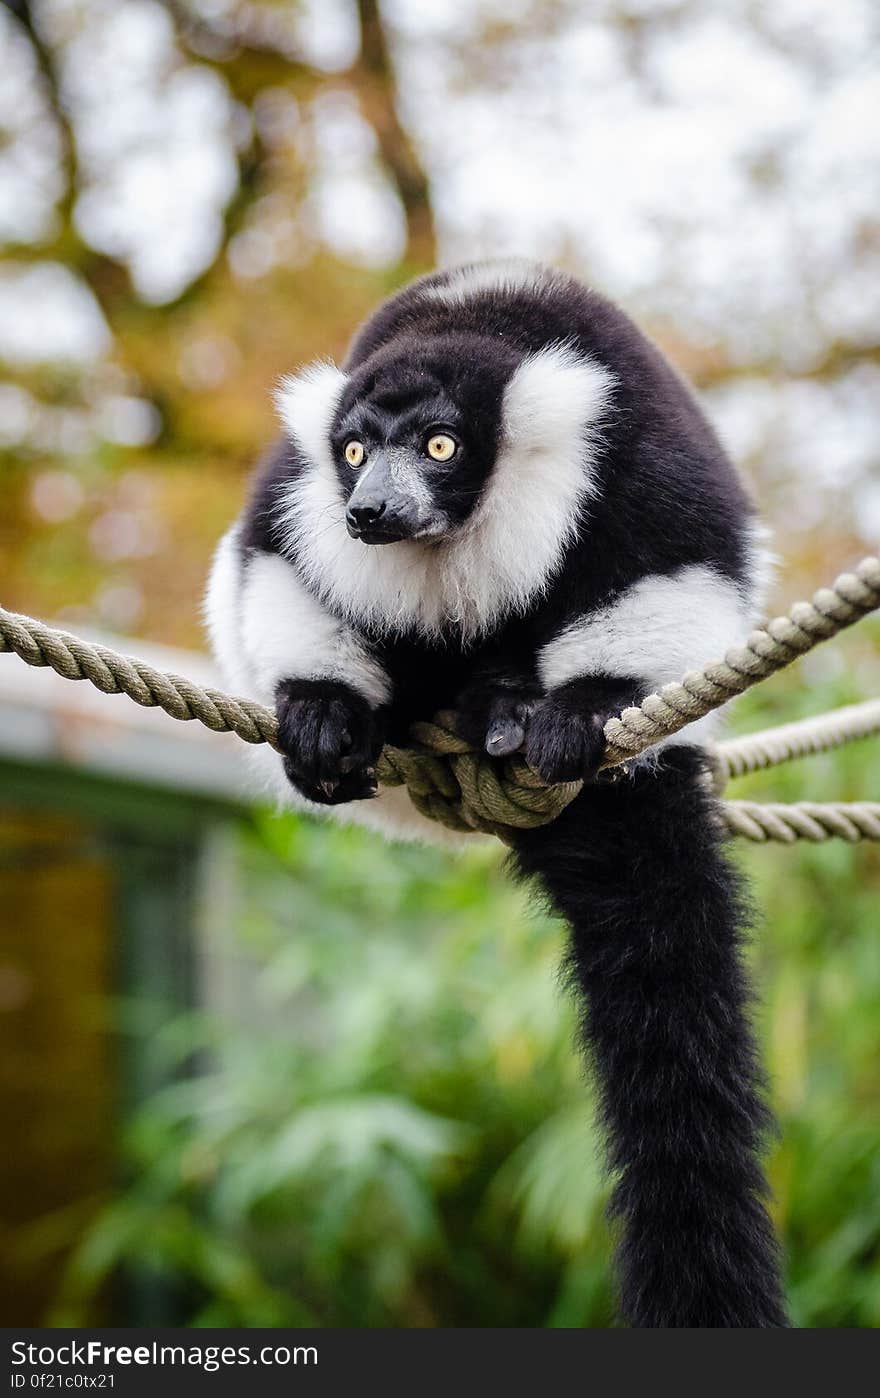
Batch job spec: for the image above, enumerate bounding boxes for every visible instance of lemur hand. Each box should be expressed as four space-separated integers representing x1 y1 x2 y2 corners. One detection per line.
525 692 607 783
275 678 384 805
524 677 640 784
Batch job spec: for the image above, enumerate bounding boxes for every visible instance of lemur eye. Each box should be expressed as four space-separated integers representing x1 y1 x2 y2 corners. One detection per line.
344 440 365 469
426 433 457 462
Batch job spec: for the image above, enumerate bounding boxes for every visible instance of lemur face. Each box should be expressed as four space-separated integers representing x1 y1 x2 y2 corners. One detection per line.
330 337 515 545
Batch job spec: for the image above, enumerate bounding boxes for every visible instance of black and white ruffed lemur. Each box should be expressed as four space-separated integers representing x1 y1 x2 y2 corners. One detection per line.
207 260 787 1327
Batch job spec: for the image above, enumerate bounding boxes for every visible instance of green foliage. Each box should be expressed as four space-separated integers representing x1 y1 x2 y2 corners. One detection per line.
55 638 880 1328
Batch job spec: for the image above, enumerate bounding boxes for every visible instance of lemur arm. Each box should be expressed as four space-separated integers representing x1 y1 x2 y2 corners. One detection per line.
531 564 754 779
458 564 753 782
206 530 391 804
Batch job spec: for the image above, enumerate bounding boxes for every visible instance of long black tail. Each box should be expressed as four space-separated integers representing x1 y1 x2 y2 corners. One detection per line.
511 747 788 1327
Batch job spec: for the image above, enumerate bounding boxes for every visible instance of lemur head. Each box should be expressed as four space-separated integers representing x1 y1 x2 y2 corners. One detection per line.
275 316 616 634
328 335 519 545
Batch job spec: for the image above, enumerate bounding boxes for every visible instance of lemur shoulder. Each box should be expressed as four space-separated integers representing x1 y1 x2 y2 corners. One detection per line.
207 259 788 1327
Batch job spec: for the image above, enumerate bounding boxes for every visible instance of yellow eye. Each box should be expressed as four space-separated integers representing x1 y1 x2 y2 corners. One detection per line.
344 440 365 469
426 433 457 462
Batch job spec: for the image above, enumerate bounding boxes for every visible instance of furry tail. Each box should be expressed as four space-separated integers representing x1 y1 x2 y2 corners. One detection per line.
511 748 788 1327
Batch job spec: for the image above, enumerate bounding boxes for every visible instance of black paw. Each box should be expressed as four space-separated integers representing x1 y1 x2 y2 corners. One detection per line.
275 678 384 805
456 679 540 758
525 691 607 784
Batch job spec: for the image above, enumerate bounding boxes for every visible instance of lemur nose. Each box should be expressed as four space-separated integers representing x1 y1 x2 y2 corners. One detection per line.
347 499 387 531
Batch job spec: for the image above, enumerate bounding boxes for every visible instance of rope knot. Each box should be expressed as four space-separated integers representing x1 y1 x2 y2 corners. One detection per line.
375 711 581 837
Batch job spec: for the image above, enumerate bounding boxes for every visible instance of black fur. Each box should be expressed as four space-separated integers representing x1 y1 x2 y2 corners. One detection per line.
334 335 517 535
218 262 786 1326
511 750 787 1327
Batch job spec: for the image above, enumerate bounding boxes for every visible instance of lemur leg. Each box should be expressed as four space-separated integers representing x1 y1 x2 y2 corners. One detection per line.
456 666 543 758
511 748 788 1328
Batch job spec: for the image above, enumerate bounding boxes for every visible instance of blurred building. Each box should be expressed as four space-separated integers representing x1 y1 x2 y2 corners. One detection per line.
0 634 249 1323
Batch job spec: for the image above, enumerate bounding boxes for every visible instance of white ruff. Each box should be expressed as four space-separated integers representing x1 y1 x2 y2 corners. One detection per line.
278 345 615 638
275 359 348 464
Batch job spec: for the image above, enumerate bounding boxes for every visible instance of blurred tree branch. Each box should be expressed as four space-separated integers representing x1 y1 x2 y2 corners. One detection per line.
159 0 319 99
351 0 435 268
1 0 287 316
0 0 435 447
163 0 436 267
1 0 137 321
689 339 880 392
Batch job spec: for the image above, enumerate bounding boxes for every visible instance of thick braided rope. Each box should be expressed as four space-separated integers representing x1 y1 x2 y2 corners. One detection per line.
716 697 880 781
0 608 282 749
341 555 880 833
1 555 878 837
723 800 880 844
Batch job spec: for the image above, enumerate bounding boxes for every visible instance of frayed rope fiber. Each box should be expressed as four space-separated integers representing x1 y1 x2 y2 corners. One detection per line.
1 556 878 840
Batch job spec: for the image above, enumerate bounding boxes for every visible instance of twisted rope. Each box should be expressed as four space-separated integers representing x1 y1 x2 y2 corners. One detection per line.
0 608 282 749
716 697 880 781
1 555 878 839
723 801 880 844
